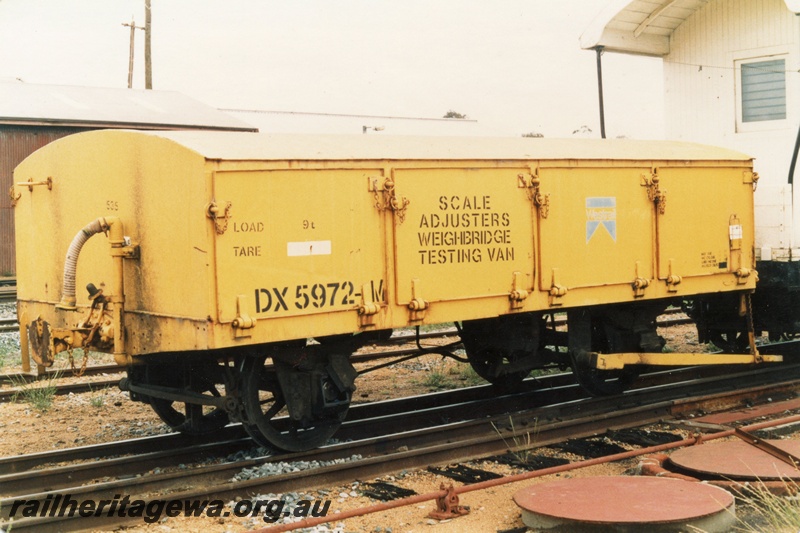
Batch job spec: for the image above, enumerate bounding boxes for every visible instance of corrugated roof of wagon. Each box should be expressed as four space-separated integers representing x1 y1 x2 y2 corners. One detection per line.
141 130 753 163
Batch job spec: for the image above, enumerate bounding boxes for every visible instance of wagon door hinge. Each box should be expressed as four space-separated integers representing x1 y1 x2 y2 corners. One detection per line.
206 200 232 235
665 259 682 293
370 175 410 224
548 268 567 306
408 278 428 322
518 168 549 218
232 294 256 338
358 282 381 328
509 271 528 310
734 268 753 285
631 260 650 298
641 168 666 214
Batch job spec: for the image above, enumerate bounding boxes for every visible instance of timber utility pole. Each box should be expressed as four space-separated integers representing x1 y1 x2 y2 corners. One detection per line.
122 1 152 90
122 17 144 89
145 0 152 89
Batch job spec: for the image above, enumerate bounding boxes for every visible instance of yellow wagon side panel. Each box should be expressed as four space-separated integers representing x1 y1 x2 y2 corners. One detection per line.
656 166 756 285
212 169 386 333
392 167 535 307
537 165 654 293
14 131 214 354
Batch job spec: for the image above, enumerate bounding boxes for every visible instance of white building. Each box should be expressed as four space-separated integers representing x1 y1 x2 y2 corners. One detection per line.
582 0 800 263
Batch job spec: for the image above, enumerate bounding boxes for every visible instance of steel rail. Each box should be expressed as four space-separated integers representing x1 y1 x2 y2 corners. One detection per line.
0 337 795 479
0 286 15 304
262 412 800 533
0 378 123 403
0 357 781 477
3 361 800 531
0 363 124 386
0 371 583 475
0 372 604 494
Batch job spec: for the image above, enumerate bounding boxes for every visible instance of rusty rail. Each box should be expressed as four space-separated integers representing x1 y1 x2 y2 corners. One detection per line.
2 358 800 531
261 412 800 532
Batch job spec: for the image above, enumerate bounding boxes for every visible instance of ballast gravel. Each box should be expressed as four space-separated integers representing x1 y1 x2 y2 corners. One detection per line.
228 491 347 532
231 454 363 482
0 302 19 360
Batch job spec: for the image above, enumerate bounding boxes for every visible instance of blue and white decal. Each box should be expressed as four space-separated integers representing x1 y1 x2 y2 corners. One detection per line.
586 197 616 243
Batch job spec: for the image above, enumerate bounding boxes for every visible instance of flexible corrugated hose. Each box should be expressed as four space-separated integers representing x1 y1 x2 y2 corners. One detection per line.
59 218 107 309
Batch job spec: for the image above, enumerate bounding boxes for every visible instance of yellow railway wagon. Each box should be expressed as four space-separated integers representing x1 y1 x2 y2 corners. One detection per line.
12 130 775 451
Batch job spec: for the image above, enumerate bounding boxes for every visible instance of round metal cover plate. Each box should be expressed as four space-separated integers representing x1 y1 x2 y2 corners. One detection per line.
668 439 800 481
514 476 733 526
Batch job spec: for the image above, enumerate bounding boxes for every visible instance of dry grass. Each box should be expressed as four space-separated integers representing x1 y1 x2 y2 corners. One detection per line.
8 368 62 411
731 479 800 532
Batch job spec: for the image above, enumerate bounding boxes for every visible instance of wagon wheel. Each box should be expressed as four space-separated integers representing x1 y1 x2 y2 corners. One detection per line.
145 362 229 435
465 347 530 391
569 351 640 397
708 329 750 354
460 316 539 391
240 355 349 452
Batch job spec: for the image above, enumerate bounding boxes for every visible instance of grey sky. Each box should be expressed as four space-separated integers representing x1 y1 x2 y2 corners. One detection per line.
0 0 663 138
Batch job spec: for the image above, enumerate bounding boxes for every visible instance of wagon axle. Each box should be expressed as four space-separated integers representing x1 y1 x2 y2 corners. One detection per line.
119 348 359 449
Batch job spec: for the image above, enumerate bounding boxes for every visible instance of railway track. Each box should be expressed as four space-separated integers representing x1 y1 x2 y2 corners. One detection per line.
0 362 783 480
0 317 17 333
0 279 14 304
1 341 798 532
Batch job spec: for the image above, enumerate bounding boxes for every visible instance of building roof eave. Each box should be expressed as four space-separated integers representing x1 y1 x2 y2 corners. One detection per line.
581 26 671 56
580 0 710 57
583 0 800 57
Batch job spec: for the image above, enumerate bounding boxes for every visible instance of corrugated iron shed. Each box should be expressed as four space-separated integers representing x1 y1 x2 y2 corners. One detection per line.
0 82 257 276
